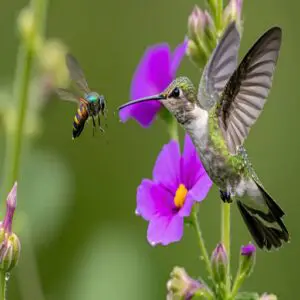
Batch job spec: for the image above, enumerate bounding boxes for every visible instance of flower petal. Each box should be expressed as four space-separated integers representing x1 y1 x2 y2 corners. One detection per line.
170 39 188 77
136 179 174 221
180 134 210 190
153 140 180 192
131 43 172 100
147 214 184 246
145 44 173 91
188 174 212 202
119 44 173 127
119 100 161 127
178 196 195 217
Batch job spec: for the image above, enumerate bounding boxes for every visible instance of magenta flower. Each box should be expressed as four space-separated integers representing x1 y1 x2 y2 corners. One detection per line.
119 40 187 127
136 134 212 246
241 243 256 256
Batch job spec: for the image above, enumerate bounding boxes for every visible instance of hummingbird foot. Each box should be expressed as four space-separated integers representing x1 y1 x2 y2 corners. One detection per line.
220 190 232 203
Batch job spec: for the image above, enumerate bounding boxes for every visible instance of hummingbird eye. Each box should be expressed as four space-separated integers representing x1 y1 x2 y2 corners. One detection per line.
170 87 180 98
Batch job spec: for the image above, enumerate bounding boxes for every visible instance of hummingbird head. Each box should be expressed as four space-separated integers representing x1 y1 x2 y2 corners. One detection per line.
118 76 198 125
161 77 197 125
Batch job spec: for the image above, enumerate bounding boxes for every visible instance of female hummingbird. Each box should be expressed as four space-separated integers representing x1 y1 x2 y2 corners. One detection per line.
119 22 289 250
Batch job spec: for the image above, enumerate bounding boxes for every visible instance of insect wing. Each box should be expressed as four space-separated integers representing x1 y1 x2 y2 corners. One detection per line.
66 53 90 93
56 88 80 104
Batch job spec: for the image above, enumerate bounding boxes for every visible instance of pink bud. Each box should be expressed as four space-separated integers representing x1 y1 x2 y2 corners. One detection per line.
2 182 17 234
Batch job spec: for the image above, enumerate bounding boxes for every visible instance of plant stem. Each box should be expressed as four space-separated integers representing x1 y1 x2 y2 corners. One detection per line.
0 272 6 300
2 0 48 197
216 0 223 33
230 273 246 299
167 116 179 141
4 48 34 194
191 209 213 279
221 203 231 292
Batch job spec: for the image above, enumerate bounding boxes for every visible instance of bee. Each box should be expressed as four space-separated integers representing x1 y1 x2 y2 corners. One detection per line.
56 53 107 139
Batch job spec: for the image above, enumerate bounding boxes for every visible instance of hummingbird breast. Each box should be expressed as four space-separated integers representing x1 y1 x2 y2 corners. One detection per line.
185 106 242 192
199 143 242 190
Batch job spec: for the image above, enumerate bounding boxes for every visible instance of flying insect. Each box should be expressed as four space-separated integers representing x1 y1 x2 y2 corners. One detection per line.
56 53 107 139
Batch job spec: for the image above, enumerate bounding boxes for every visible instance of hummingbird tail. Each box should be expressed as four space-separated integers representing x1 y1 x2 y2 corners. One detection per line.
237 183 289 250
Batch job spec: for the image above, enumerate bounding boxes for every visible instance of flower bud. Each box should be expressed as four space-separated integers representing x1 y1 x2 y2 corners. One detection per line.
2 182 17 234
186 40 207 69
0 233 21 273
187 6 216 69
167 267 212 299
223 0 243 30
0 182 21 273
17 7 42 51
259 293 277 300
211 243 228 284
38 39 69 89
239 243 256 277
188 6 207 40
17 7 35 43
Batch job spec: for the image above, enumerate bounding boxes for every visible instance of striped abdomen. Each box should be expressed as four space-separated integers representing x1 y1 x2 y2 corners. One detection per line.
72 103 88 139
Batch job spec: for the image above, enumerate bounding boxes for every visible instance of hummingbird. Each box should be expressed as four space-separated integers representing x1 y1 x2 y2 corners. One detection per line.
118 22 289 250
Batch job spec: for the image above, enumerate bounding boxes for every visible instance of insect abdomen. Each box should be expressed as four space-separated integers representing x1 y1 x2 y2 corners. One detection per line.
72 104 88 139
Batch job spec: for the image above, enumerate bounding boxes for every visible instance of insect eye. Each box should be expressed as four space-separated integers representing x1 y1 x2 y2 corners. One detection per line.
170 87 180 98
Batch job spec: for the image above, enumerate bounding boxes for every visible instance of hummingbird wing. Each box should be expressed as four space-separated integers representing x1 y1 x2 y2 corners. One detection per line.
56 88 80 104
198 22 241 110
217 27 282 154
65 53 90 94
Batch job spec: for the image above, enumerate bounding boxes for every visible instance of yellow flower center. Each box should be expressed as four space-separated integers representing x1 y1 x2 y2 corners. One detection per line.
174 184 188 208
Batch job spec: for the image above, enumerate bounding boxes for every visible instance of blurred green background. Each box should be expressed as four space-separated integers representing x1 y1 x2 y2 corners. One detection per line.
0 0 298 299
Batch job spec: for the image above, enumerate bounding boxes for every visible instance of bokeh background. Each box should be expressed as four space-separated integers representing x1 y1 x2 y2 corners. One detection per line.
0 0 298 299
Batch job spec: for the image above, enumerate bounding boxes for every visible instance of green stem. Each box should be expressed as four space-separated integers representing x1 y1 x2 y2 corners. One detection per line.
0 272 6 300
4 47 34 194
215 0 223 33
221 203 231 292
167 117 179 141
230 273 246 299
191 208 213 280
2 0 48 196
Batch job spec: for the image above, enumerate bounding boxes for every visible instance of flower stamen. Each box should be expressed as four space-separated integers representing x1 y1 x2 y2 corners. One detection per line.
174 184 188 208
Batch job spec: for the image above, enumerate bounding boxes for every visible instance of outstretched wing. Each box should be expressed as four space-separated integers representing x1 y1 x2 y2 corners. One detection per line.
56 88 80 104
198 22 241 110
217 27 282 154
65 53 90 93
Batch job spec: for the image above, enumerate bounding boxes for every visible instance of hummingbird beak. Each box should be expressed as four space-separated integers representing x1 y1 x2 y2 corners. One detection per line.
118 94 167 111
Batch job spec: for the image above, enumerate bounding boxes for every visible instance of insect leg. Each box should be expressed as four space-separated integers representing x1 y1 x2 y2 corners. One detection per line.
102 108 108 129
98 115 105 133
92 116 96 136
